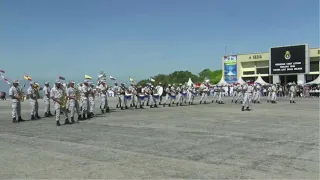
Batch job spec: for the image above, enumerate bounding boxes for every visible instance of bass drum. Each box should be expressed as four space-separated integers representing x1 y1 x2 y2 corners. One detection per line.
157 86 164 96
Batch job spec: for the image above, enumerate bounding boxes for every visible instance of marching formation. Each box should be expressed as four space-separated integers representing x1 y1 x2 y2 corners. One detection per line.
8 77 298 126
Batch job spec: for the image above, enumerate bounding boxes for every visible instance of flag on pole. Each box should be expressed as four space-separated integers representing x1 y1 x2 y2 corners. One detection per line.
0 69 5 73
150 77 155 82
58 76 65 80
85 75 92 79
24 74 32 81
110 76 116 80
0 74 10 85
130 77 134 82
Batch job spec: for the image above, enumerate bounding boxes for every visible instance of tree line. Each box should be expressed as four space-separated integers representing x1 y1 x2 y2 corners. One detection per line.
137 69 222 86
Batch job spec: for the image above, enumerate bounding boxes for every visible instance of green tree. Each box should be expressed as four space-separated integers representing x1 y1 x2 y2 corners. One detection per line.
137 69 222 86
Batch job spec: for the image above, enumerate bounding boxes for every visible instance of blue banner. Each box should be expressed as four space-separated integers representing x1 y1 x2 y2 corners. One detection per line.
224 55 238 83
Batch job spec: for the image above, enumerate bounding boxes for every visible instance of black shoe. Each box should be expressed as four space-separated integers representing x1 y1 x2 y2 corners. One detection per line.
168 103 171 107
35 114 41 119
163 103 166 107
220 102 224 104
125 106 128 109
18 117 25 122
140 105 144 109
150 105 154 108
116 105 119 108
246 107 250 111
293 101 296 103
267 100 269 103
154 104 158 108
235 100 237 103
121 107 124 110
90 112 94 116
13 118 18 123
159 102 161 105
106 107 110 112
188 102 190 105
56 121 61 126
204 101 206 104
257 101 260 104
290 101 292 103
241 106 244 111
231 100 233 103
45 112 49 117
49 111 53 116
135 106 138 109
31 115 35 120
200 101 202 104
82 114 87 120
78 115 82 120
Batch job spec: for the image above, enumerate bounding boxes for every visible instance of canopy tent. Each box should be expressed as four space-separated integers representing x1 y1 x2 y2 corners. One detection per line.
237 77 246 85
186 77 194 86
254 75 269 85
306 75 320 85
216 77 230 86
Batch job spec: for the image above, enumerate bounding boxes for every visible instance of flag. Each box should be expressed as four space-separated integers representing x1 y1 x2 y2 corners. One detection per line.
110 76 116 80
0 69 5 73
85 75 92 79
130 77 134 82
150 77 155 82
0 74 10 85
58 76 65 80
24 74 32 81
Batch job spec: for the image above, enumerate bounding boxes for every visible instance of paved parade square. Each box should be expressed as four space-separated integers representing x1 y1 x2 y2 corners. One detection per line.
0 97 319 179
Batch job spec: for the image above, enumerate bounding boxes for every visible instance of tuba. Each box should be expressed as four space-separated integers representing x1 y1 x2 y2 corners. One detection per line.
75 86 81 100
60 89 68 109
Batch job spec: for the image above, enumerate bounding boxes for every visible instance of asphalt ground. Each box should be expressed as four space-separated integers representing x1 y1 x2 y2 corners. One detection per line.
0 96 319 179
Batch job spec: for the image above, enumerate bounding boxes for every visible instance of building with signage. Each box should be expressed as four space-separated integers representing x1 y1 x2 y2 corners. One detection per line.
222 44 320 84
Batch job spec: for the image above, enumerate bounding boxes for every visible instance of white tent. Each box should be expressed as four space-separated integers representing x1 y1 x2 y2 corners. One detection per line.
187 77 194 86
306 75 320 85
237 77 246 85
254 75 269 85
216 77 230 86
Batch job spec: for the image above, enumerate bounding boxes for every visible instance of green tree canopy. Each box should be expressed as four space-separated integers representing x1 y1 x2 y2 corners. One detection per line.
137 69 222 86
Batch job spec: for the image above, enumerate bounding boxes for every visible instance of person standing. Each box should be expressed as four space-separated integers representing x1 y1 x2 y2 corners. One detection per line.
67 81 81 123
289 83 296 103
43 81 53 117
9 80 25 123
27 81 41 120
51 80 71 126
242 82 253 111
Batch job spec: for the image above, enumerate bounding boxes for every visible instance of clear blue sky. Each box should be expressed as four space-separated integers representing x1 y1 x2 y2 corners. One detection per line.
0 0 319 87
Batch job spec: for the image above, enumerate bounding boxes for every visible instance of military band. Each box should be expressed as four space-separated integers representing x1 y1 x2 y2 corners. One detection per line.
8 77 300 126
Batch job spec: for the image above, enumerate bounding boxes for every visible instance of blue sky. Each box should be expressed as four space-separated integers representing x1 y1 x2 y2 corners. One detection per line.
0 0 319 88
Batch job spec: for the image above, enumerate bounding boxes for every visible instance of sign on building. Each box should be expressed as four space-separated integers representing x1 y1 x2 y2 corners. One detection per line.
270 45 306 74
224 55 237 83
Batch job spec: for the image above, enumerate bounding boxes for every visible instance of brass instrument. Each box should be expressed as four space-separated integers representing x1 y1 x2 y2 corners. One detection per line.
19 89 25 102
75 86 81 100
60 89 68 109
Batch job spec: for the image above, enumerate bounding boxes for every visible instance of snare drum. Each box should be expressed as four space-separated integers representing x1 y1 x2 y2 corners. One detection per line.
153 94 159 99
125 94 132 100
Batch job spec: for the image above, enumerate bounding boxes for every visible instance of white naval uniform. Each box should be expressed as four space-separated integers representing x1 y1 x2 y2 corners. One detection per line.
50 87 68 122
242 84 253 108
9 86 22 119
67 87 80 119
43 86 51 114
27 86 39 116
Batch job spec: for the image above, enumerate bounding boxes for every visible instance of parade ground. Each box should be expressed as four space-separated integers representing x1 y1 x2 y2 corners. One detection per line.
0 97 319 179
